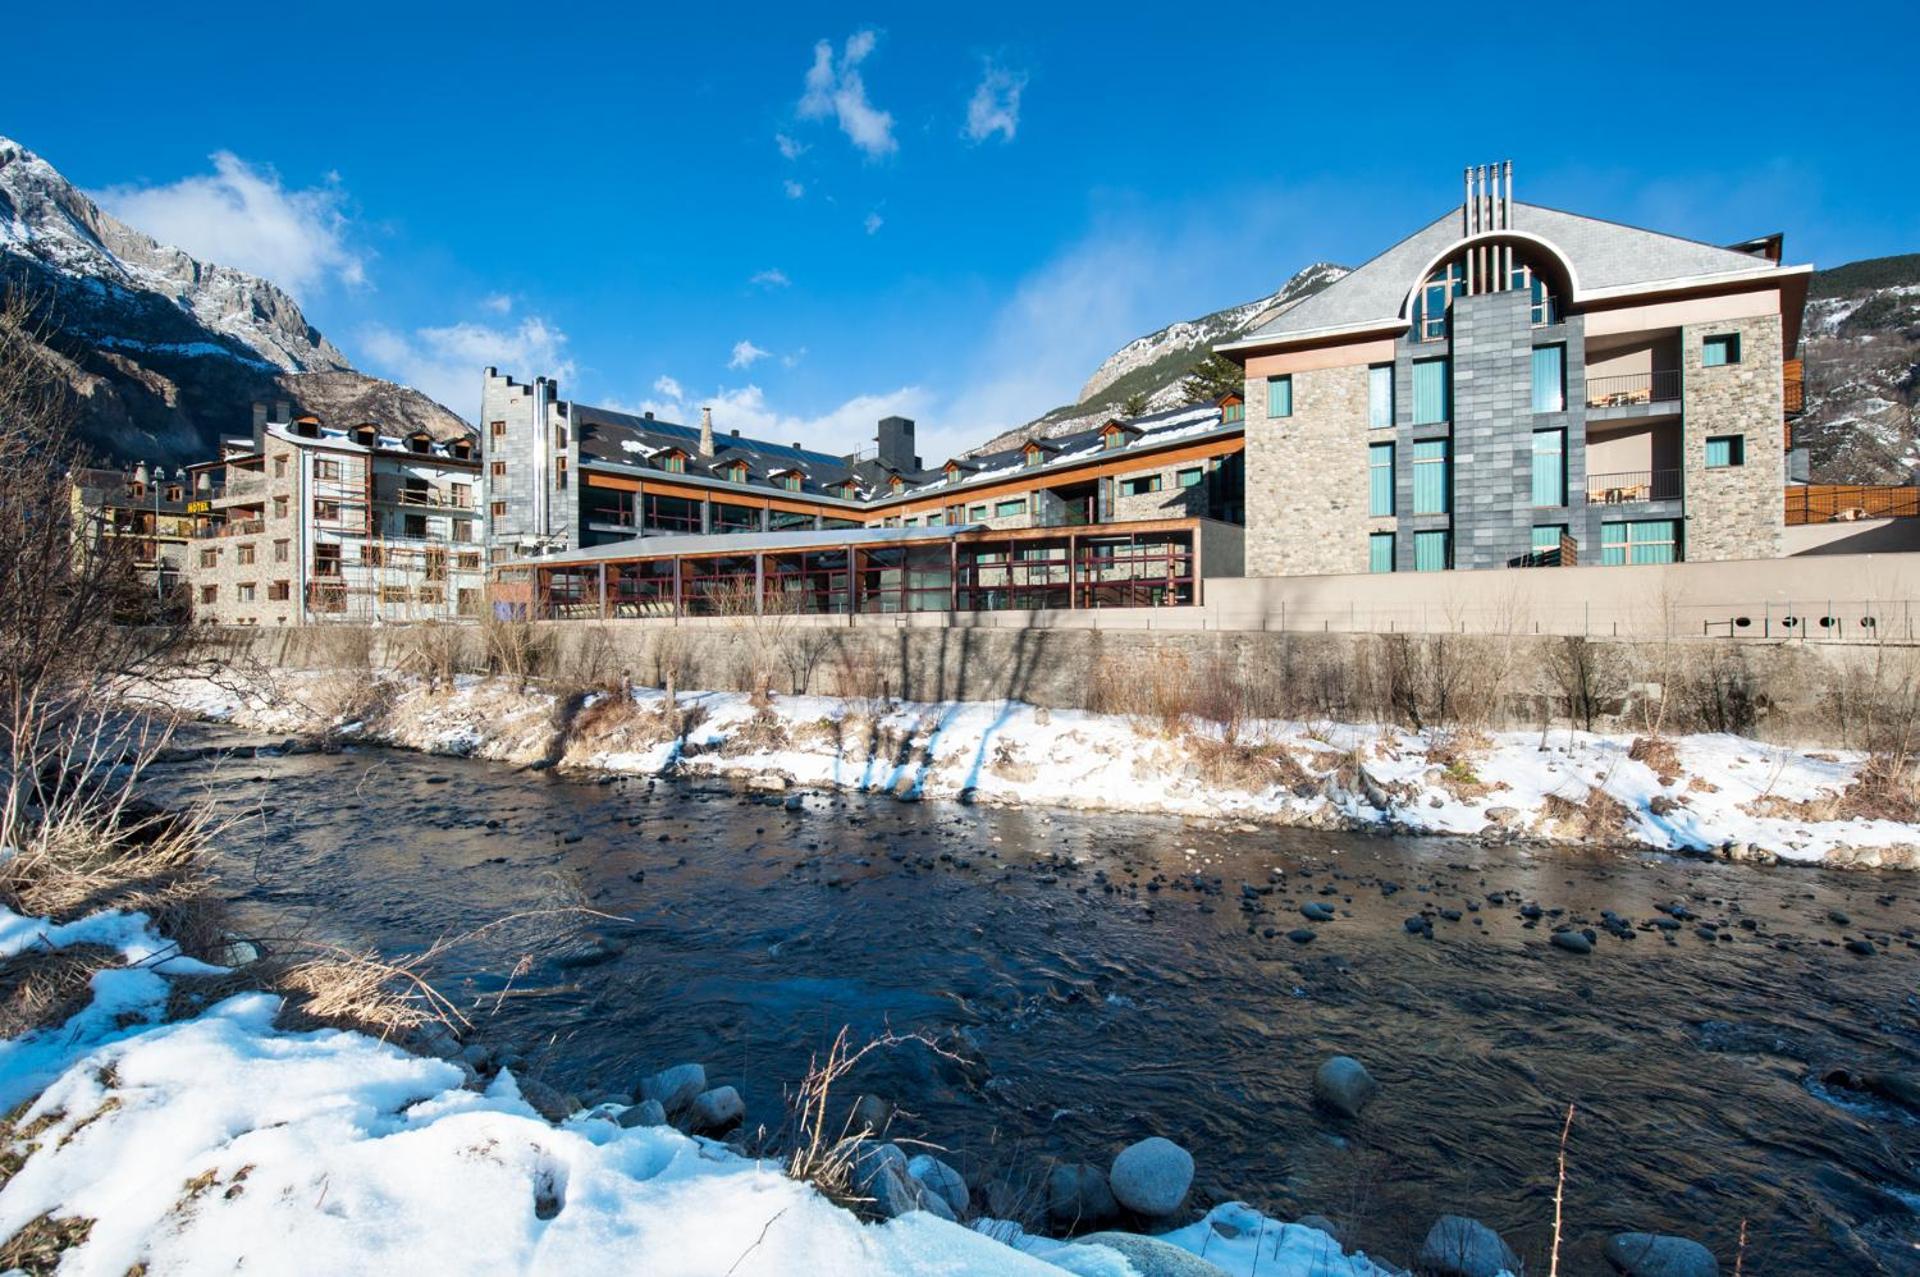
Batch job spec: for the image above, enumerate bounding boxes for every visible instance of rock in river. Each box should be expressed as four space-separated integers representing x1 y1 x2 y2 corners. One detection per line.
616 1098 668 1128
639 1062 707 1116
1602 1232 1719 1277
1109 1136 1194 1217
1301 902 1336 922
687 1085 744 1134
1551 929 1594 955
1312 1055 1379 1119
907 1154 969 1217
1419 1215 1522 1277
1047 1162 1118 1226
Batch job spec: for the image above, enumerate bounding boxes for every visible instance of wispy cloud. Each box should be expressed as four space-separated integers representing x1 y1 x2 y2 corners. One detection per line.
480 293 513 314
775 133 809 161
728 339 771 370
749 268 791 289
783 179 806 200
94 151 365 296
653 375 685 400
964 62 1028 144
359 316 573 422
864 211 884 235
797 30 897 159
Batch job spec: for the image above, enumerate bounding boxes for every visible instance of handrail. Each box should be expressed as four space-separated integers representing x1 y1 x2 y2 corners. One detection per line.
1585 370 1680 408
1585 469 1682 504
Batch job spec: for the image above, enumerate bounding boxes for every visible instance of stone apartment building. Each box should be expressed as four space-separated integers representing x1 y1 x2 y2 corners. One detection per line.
69 462 197 605
1217 162 1808 577
185 404 486 626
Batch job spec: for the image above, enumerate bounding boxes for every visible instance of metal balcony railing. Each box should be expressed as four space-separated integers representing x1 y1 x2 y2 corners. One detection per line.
221 473 268 497
1586 469 1682 504
1585 370 1681 409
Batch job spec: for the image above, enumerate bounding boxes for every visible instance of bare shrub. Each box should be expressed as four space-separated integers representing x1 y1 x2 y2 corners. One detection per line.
828 641 892 715
1546 637 1623 732
1086 646 1190 737
1678 642 1758 736
391 621 464 692
779 1025 954 1211
482 613 546 688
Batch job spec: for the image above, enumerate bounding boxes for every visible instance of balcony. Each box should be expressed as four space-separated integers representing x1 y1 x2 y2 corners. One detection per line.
195 518 266 539
1586 469 1682 505
1783 358 1805 416
382 487 475 510
1585 370 1680 410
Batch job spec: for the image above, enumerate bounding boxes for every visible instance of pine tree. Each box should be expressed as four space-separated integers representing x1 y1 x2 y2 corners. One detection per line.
1179 353 1242 403
1121 390 1148 418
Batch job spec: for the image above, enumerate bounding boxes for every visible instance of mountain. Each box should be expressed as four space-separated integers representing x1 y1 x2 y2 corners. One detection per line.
966 262 1348 455
1796 254 1920 484
0 136 468 467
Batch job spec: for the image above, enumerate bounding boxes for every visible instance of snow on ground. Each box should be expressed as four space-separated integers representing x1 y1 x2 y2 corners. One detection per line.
133 670 1920 869
0 908 1383 1276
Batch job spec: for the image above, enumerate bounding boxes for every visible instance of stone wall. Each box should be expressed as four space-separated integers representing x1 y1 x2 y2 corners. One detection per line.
1244 362 1370 575
1681 313 1786 562
1110 457 1213 522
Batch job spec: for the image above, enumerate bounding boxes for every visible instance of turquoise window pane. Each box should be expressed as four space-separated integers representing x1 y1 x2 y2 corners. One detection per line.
1706 437 1731 467
1412 439 1449 514
1412 360 1448 424
1531 429 1565 506
1531 345 1565 412
1369 533 1394 574
1368 365 1394 428
1532 525 1565 550
1414 530 1448 572
1368 442 1394 516
1702 335 1737 367
1267 375 1293 418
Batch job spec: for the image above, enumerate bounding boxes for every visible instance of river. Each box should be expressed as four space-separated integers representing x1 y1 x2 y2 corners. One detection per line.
147 731 1920 1273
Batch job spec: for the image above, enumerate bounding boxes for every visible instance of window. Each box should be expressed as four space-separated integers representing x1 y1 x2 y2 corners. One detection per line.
236 543 256 565
451 483 472 508
723 463 746 483
1412 259 1465 341
777 473 802 491
1267 375 1293 418
1530 525 1568 567
1369 532 1395 574
903 517 919 528
555 458 568 489
273 495 289 519
199 585 217 604
1103 430 1125 451
490 461 507 477
1602 519 1679 565
1413 529 1450 572
490 420 507 437
268 580 289 601
1176 467 1205 489
1368 442 1395 516
453 522 475 543
404 514 428 538
968 504 988 521
994 499 1025 518
274 456 288 478
661 453 686 474
553 426 568 449
314 458 342 481
491 500 508 517
458 552 482 570
1120 474 1163 497
1702 334 1741 367
314 500 341 522
1531 429 1565 506
1531 345 1565 413
1412 359 1449 425
273 539 289 562
1412 439 1450 514
1368 365 1394 429
1023 447 1043 469
236 583 256 603
1221 400 1245 424
198 548 217 568
1705 435 1745 468
313 544 342 577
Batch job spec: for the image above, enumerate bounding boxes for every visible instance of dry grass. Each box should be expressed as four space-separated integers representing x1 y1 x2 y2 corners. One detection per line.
1539 788 1635 843
0 945 121 1040
1183 735 1315 795
1627 736 1684 787
779 1025 957 1214
275 949 466 1040
0 1212 92 1274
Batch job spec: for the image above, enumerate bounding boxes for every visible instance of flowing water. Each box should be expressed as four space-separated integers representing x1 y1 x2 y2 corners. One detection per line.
149 732 1920 1273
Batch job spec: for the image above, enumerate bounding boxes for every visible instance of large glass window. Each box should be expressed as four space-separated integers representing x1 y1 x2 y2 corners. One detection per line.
1531 428 1565 506
1601 520 1680 565
1369 532 1395 574
1267 375 1293 418
1413 529 1450 572
1412 359 1449 425
1412 439 1450 514
1530 524 1568 567
1368 365 1394 428
1412 260 1465 341
1368 442 1395 516
1531 345 1565 413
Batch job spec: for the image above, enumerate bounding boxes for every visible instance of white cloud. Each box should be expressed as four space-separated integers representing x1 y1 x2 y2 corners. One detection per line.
750 268 791 289
631 380 932 455
728 339 771 370
864 211 884 236
480 293 513 314
775 133 809 161
964 63 1028 144
358 316 573 422
94 151 365 296
653 375 685 400
782 347 808 369
796 30 897 159
783 179 806 200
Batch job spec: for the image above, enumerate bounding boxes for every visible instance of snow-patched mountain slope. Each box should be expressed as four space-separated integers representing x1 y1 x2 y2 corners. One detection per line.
0 135 468 465
1796 255 1920 484
968 262 1347 456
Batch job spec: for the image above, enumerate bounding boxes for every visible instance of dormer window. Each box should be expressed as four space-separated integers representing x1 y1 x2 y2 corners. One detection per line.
723 462 748 484
888 474 905 493
407 433 432 454
660 451 687 474
1100 422 1133 450
773 471 802 492
1022 444 1044 468
352 425 377 447
944 461 962 479
293 417 321 439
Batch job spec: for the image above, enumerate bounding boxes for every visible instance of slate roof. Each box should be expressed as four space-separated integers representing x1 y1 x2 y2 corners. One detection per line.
569 403 881 500
897 400 1230 501
1228 201 1806 349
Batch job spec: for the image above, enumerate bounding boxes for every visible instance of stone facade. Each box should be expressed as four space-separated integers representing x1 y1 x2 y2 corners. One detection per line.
1244 362 1370 576
481 369 577 558
1680 313 1785 562
1110 457 1215 523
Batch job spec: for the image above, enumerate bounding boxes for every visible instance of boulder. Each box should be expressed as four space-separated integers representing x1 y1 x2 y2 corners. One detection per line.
1293 1214 1346 1246
848 1093 895 1136
906 1154 969 1217
639 1063 707 1116
1076 1232 1232 1277
1312 1056 1379 1119
1419 1215 1521 1277
516 1077 575 1124
853 1143 951 1220
1603 1232 1719 1277
687 1085 745 1134
1551 929 1594 955
1109 1136 1194 1217
1301 902 1336 922
617 1099 669 1128
1046 1162 1119 1227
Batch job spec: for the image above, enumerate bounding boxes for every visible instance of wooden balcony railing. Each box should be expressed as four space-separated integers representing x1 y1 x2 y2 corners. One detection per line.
1783 358 1806 416
1786 484 1920 526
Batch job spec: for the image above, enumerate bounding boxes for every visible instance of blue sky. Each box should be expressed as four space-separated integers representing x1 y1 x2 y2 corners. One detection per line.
8 1 1916 462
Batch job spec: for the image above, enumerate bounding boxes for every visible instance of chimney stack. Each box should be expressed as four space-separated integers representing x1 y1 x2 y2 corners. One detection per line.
698 406 715 457
272 400 290 425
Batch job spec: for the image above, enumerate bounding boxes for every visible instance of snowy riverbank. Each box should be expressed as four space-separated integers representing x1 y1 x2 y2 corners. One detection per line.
0 903 1398 1276
139 669 1920 870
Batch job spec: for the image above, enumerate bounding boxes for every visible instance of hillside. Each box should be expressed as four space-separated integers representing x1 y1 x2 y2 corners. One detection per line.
0 136 469 467
966 263 1347 455
1797 254 1920 484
